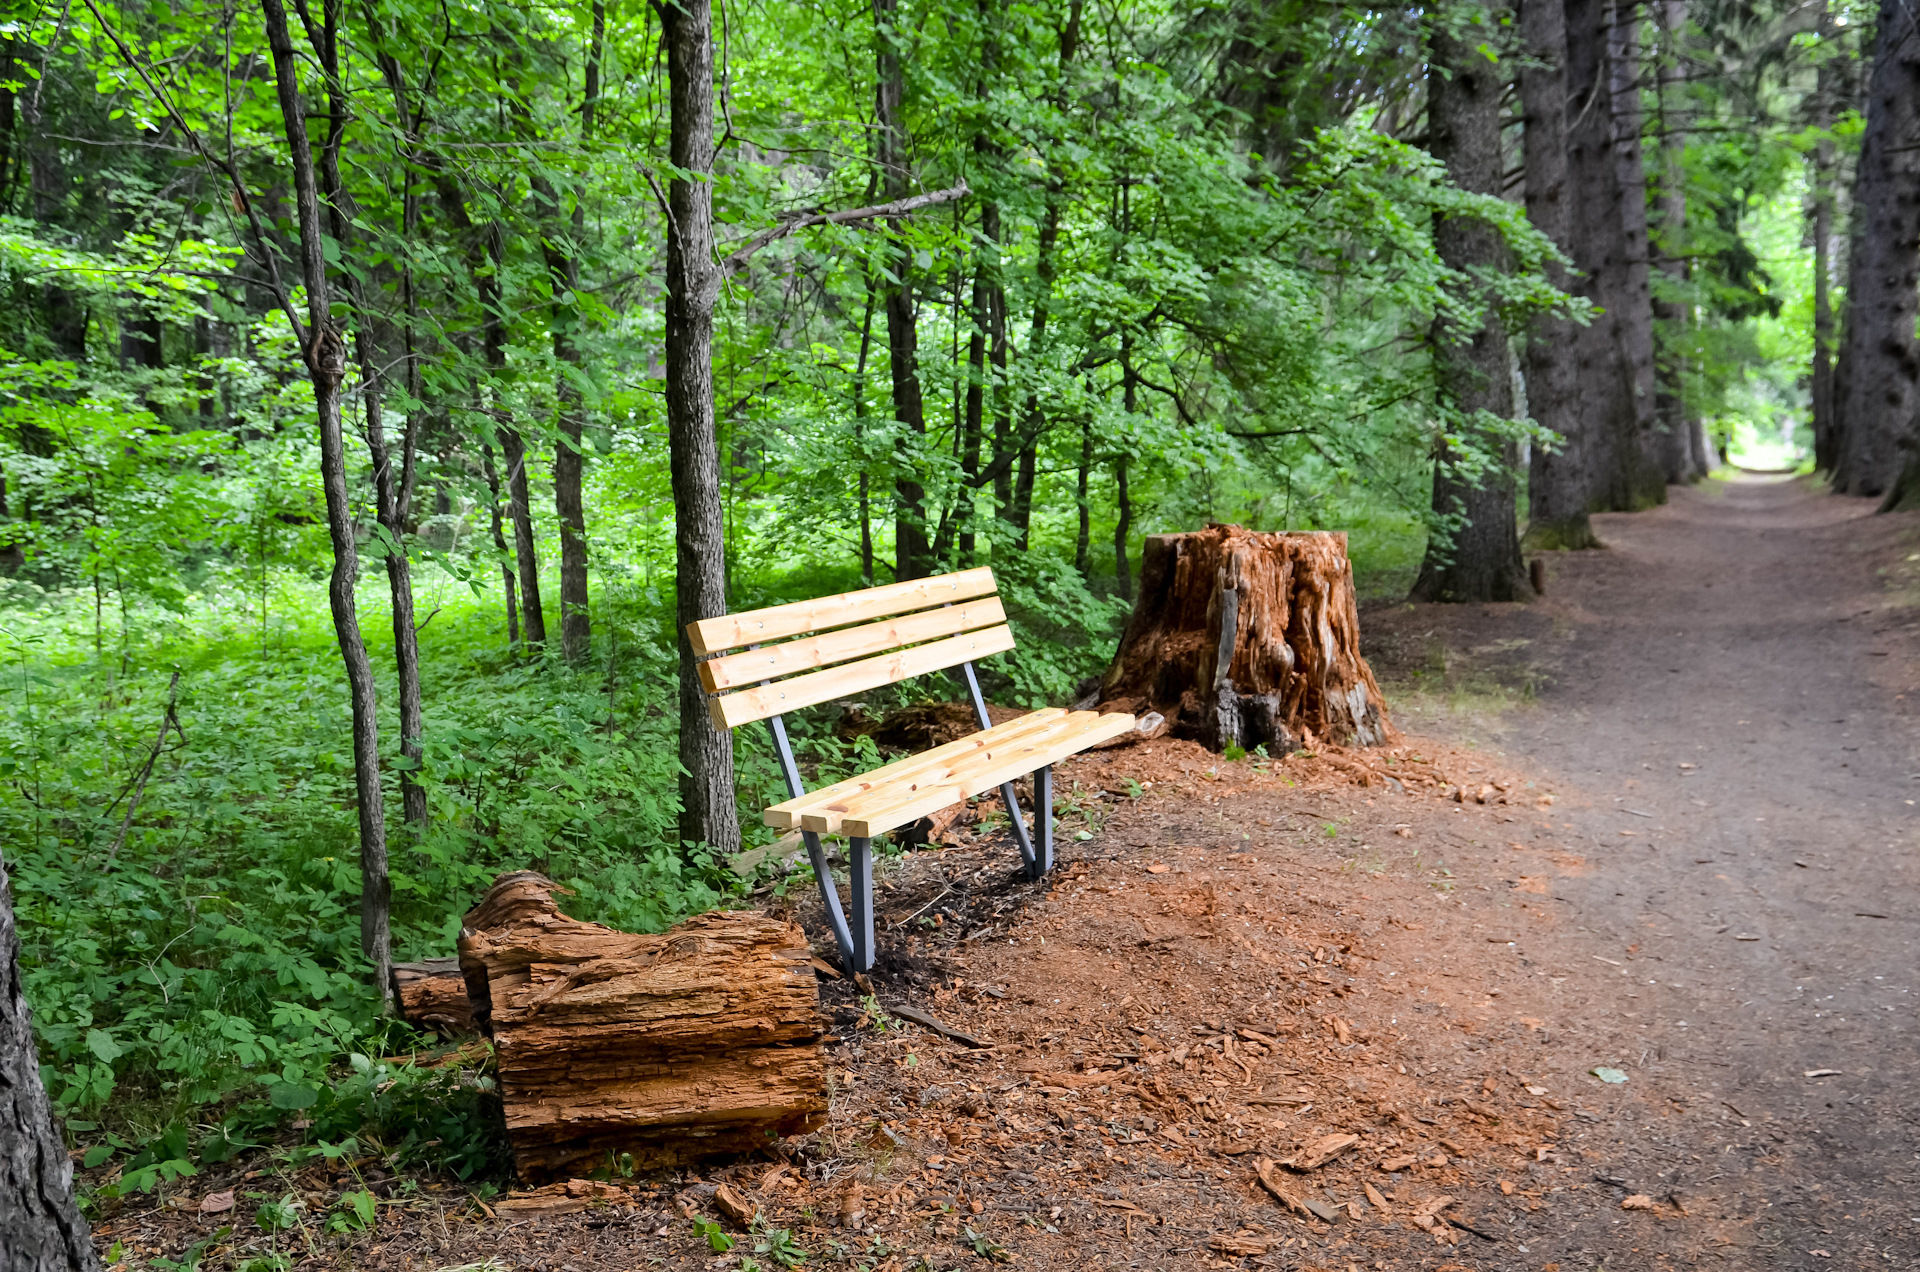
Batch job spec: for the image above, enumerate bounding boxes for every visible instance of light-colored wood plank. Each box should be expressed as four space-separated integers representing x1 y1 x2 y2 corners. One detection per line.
708 624 1016 730
801 709 1118 832
763 708 1067 828
701 597 1007 693
689 567 998 656
796 710 1136 835
837 712 1137 838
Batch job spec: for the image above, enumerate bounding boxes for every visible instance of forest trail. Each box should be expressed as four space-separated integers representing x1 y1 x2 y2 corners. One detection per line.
1384 473 1920 1266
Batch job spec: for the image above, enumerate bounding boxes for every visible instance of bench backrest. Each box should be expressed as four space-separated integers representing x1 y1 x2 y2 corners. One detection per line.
688 567 1012 730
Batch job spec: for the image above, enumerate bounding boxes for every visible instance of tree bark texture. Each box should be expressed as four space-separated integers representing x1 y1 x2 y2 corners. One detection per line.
1563 0 1660 514
1606 0 1667 503
260 0 390 997
1833 0 1920 500
1652 0 1698 484
1411 0 1531 603
1519 0 1600 550
664 0 741 857
483 442 521 645
874 0 929 581
0 850 102 1272
1098 525 1392 753
456 873 826 1181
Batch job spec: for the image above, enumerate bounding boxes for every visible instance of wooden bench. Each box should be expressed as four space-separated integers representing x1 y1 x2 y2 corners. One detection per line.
690 566 1136 972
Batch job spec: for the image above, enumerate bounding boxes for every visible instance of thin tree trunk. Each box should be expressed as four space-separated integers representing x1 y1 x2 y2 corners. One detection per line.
663 0 740 856
960 221 989 564
0 848 101 1271
542 3 601 666
260 0 389 998
1607 0 1667 504
852 273 878 586
483 442 520 644
1651 0 1696 484
1074 415 1092 578
1835 0 1920 501
1411 0 1530 603
1519 0 1600 549
1809 0 1840 473
873 0 929 580
1115 340 1135 600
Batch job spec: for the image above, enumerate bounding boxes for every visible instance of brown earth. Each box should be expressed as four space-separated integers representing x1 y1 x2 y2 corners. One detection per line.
95 476 1920 1271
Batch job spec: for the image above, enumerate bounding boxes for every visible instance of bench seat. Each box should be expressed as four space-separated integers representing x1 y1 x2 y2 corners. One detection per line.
764 708 1136 838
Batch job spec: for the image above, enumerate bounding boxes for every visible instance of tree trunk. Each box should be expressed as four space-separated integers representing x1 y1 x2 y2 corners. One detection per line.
1563 0 1655 513
1651 0 1697 484
483 442 521 645
260 0 390 999
542 8 601 666
457 872 826 1181
1810 0 1839 473
1074 416 1092 578
1834 0 1920 500
0 849 102 1271
1099 526 1392 752
664 0 741 857
1519 0 1600 549
852 277 878 586
1411 0 1530 603
874 0 929 582
497 414 547 648
1606 0 1667 504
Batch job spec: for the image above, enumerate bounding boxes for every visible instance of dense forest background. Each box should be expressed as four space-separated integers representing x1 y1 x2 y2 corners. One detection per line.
0 0 1901 1190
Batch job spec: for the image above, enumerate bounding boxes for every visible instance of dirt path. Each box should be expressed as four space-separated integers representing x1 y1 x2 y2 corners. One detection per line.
1375 474 1920 1268
107 477 1920 1272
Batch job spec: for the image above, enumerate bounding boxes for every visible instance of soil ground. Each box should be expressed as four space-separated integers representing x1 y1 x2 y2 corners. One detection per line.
95 476 1920 1272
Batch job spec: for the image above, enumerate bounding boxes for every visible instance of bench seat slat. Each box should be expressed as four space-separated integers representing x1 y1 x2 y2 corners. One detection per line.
700 597 1007 693
708 624 1016 730
689 567 997 656
796 710 1138 838
762 708 1068 829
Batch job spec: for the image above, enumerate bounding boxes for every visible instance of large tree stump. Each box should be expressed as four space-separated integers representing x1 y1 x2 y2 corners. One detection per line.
457 872 827 1182
1099 525 1391 752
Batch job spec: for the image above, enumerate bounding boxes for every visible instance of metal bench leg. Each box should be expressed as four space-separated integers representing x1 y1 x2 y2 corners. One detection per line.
1000 781 1038 876
802 830 857 971
1035 764 1054 875
849 836 876 973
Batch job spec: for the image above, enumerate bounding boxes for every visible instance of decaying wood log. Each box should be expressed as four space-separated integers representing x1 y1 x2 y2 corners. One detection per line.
391 958 475 1036
457 872 827 1182
1099 525 1392 752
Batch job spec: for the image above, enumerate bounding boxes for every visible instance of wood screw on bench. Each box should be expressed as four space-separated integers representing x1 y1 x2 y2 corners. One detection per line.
689 567 1135 972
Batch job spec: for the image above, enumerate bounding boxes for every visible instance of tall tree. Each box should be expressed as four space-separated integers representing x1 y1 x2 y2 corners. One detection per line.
1808 0 1840 473
1650 0 1700 483
663 0 740 856
1832 0 1920 501
874 0 930 581
0 850 102 1272
1411 0 1531 602
1606 0 1667 504
1519 0 1600 549
259 0 390 997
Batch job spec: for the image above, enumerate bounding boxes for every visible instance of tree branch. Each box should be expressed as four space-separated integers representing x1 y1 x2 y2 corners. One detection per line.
718 182 969 277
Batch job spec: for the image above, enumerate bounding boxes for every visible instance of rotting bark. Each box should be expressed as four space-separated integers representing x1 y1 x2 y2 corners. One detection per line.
663 0 740 857
1099 525 1392 753
392 958 475 1037
1835 0 1920 501
1412 0 1531 603
1519 0 1600 550
0 848 102 1271
456 872 826 1181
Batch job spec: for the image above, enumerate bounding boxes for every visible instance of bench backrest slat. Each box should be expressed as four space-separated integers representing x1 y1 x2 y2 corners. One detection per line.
688 566 997 656
707 623 1015 730
700 596 1006 693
